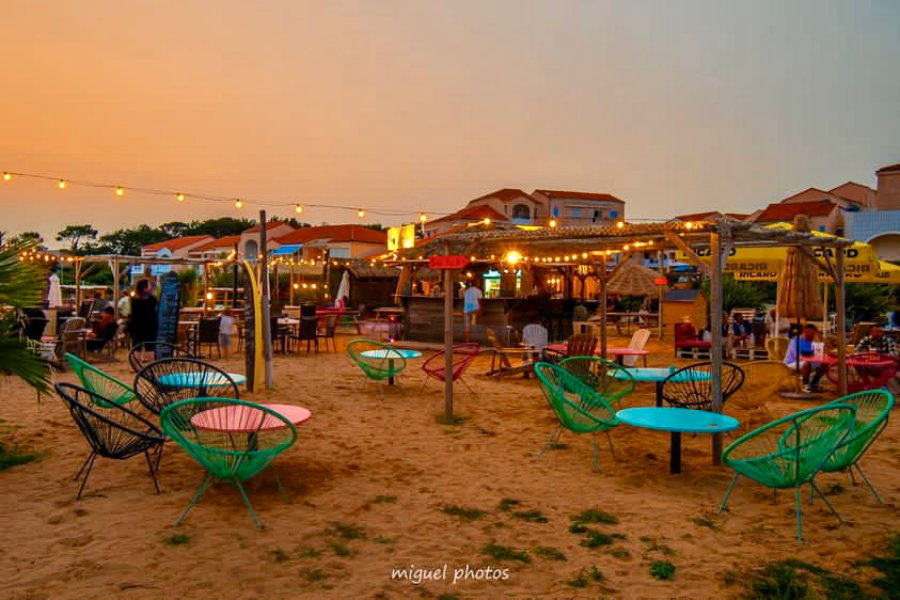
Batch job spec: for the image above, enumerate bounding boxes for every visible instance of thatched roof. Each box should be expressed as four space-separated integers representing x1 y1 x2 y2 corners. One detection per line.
606 261 662 296
777 216 825 320
348 263 401 279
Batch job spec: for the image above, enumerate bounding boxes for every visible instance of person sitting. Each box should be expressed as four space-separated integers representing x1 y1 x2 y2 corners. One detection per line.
784 323 827 393
856 326 899 357
86 306 118 352
572 302 589 323
731 313 753 346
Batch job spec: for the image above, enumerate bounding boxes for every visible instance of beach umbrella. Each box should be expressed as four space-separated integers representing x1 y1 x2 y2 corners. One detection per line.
606 258 662 297
47 273 63 307
336 270 351 304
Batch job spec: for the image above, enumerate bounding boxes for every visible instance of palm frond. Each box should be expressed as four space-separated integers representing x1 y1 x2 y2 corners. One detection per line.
0 242 47 308
0 321 50 394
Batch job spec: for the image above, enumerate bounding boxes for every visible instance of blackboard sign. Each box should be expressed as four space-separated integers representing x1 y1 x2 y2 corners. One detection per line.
156 271 180 358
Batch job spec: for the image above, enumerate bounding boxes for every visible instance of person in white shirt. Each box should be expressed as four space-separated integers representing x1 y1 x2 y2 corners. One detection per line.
463 281 483 342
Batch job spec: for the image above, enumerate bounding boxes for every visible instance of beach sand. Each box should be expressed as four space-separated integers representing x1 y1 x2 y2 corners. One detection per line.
1 334 898 599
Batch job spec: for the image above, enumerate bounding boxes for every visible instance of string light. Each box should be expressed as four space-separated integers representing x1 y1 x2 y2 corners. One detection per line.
176 192 185 202
115 186 125 197
235 199 244 209
358 208 365 218
684 221 694 230
483 218 492 225
616 220 624 229
295 204 304 214
549 219 557 228
58 179 67 189
2 172 11 182
420 213 427 223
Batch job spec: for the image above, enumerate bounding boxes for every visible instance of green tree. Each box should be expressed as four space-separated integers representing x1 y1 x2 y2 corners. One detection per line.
86 225 168 255
0 241 51 394
702 275 768 314
55 224 98 251
8 231 45 249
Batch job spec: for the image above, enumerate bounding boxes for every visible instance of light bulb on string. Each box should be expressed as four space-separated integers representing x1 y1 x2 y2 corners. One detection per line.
295 204 304 214
176 193 185 202
358 208 365 218
235 199 244 209
549 219 557 228
115 186 125 197
58 179 67 189
2 172 11 182
419 213 427 223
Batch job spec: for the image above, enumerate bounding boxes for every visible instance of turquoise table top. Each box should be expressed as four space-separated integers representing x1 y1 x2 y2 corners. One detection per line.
612 367 711 383
616 407 739 434
359 349 422 360
158 372 247 388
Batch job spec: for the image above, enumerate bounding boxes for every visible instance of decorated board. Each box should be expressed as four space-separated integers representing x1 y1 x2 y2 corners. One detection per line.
243 260 265 393
155 271 180 359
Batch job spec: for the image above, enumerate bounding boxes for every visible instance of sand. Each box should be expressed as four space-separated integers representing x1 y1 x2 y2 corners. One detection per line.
1 333 899 599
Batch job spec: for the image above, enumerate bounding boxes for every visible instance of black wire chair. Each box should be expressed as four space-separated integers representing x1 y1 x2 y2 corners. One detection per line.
128 341 196 374
660 361 745 411
133 358 240 416
55 383 165 500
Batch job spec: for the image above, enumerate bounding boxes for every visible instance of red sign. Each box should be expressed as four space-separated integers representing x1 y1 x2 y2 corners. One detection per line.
654 276 669 286
429 256 469 270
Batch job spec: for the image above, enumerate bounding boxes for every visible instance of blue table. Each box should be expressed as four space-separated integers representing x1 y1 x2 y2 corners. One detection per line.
359 349 422 385
158 371 247 388
616 407 739 473
613 367 711 407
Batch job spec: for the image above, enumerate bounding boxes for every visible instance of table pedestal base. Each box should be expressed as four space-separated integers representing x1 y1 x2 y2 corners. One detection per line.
670 431 681 474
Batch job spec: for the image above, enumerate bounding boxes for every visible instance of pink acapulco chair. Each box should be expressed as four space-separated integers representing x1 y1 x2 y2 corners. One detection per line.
420 343 480 394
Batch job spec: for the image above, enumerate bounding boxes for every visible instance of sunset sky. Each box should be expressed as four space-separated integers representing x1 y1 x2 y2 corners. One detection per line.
3 0 899 245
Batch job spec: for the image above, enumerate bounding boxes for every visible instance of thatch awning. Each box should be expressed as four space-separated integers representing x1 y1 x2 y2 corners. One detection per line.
348 264 401 279
606 260 662 296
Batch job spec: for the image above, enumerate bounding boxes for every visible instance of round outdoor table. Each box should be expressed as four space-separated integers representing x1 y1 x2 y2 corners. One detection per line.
544 344 650 366
191 402 312 432
158 371 248 389
799 355 837 366
359 348 422 385
612 367 710 407
616 407 739 474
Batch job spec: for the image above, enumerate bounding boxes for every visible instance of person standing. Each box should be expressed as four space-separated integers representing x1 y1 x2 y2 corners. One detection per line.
463 280 483 342
128 279 158 357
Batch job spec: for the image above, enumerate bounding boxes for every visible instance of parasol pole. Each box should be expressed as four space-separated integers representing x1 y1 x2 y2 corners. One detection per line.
835 249 848 396
657 249 664 340
443 243 454 419
710 226 724 465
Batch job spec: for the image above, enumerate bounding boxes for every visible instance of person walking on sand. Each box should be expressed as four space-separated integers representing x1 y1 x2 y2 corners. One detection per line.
463 280 483 342
128 279 158 360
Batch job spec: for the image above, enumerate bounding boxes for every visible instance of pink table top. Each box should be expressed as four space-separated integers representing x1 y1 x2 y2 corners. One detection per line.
799 355 837 365
799 355 895 368
190 403 312 433
546 344 649 356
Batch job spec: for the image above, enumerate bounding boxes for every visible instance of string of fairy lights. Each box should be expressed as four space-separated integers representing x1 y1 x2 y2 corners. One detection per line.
0 170 440 221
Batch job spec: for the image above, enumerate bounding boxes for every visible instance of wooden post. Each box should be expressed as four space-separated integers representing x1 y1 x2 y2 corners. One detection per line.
599 255 608 359
112 257 120 320
203 263 210 315
710 228 724 465
232 243 239 308
443 246 454 419
835 248 847 396
259 211 274 389
657 249 664 340
75 259 82 309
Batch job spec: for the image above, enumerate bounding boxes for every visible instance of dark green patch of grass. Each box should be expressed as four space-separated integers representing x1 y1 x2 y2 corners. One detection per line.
270 548 289 563
0 443 42 471
566 570 588 588
568 523 588 534
301 568 329 582
641 537 676 557
581 529 614 548
534 546 566 561
374 495 398 504
549 442 569 450
436 595 460 600
747 558 865 599
332 522 366 540
497 498 521 512
375 536 395 544
441 505 485 521
610 548 631 560
650 560 675 581
163 534 191 546
722 570 736 586
825 482 846 496
612 533 627 540
691 516 719 531
869 534 900 596
511 510 548 523
589 566 605 582
329 542 352 557
435 414 470 426
571 509 618 525
482 543 530 563
297 546 321 559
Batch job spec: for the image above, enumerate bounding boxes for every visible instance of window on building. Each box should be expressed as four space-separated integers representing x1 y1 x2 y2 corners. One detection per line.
329 247 351 258
819 226 826 232
593 209 603 222
571 208 581 218
610 210 618 219
552 205 560 218
511 204 530 221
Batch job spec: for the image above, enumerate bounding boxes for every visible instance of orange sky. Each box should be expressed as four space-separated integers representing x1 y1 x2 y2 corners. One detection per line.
3 1 899 246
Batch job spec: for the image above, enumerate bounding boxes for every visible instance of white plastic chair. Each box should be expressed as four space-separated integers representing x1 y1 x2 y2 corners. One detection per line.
522 323 548 364
624 328 650 367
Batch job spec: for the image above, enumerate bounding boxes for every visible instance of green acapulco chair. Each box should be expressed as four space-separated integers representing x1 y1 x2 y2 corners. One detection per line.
819 390 894 503
717 404 856 541
346 339 407 396
534 362 619 472
160 398 297 530
66 352 137 407
559 355 635 406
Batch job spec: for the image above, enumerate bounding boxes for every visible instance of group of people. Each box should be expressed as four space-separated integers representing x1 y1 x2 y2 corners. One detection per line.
83 279 158 353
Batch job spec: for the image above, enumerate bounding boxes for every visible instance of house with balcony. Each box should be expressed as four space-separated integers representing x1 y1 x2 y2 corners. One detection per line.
530 189 625 226
239 221 295 261
423 204 508 237
272 224 387 260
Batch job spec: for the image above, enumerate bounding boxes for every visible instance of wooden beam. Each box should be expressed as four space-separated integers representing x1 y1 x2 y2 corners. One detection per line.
591 257 608 359
835 249 848 396
664 232 711 275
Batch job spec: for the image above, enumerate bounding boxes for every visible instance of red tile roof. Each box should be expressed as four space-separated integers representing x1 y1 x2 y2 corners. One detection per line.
142 235 213 253
534 189 625 203
275 225 387 245
429 204 508 225
466 188 535 205
753 200 839 222
675 211 721 221
243 221 294 234
877 163 900 174
193 235 241 252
